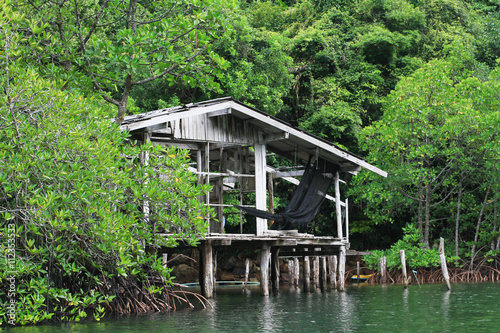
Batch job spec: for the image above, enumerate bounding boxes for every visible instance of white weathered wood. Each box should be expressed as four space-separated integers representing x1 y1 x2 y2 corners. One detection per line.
162 253 168 269
313 256 320 288
271 248 280 293
264 131 289 142
294 257 300 287
400 250 409 288
345 198 349 243
338 246 346 291
121 100 387 177
208 108 231 117
329 255 338 289
244 258 250 289
288 259 294 287
335 171 343 240
205 142 211 231
320 257 327 291
356 261 361 284
200 241 214 298
260 243 271 296
254 143 267 236
439 237 451 290
303 256 311 292
140 131 151 223
380 256 387 284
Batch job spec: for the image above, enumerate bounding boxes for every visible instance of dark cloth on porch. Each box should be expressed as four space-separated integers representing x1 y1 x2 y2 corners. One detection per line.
235 159 336 230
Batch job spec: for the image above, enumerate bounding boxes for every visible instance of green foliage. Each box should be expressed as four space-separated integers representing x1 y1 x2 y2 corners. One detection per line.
0 5 213 325
364 224 441 270
17 0 233 121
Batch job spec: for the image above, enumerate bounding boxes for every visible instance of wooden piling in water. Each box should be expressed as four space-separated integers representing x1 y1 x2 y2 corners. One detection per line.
400 250 409 289
356 261 360 284
439 237 451 290
244 258 250 289
294 257 300 286
338 245 346 291
320 257 327 291
288 259 294 287
200 240 214 298
313 256 320 288
260 243 271 296
329 255 337 289
380 256 387 284
303 256 311 292
271 248 280 293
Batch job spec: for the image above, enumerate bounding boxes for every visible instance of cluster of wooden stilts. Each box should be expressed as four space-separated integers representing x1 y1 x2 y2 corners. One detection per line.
198 238 348 298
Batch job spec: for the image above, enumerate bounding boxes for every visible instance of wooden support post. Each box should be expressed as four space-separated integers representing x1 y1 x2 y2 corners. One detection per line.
320 257 327 292
338 245 346 291
213 250 218 293
271 247 280 293
380 256 387 284
303 256 311 292
205 143 211 231
162 253 168 269
313 256 320 288
288 259 294 286
294 257 300 287
200 241 214 298
254 143 267 236
196 150 203 186
345 198 349 243
400 250 409 289
140 131 151 224
439 237 451 290
260 243 271 296
329 255 337 289
335 171 343 240
244 258 250 289
356 261 361 284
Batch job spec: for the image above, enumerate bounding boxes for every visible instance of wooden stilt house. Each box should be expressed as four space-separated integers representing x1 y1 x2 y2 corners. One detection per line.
120 97 387 296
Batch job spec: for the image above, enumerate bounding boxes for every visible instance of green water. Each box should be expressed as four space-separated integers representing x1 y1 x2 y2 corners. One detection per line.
4 283 500 332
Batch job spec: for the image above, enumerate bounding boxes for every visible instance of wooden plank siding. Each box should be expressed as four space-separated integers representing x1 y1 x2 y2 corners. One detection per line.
167 114 261 145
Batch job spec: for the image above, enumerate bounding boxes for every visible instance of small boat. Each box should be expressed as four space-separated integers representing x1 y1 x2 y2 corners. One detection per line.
350 273 376 282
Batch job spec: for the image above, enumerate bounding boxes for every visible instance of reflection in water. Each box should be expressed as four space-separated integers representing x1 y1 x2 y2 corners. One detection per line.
402 287 409 315
259 296 277 332
338 290 357 332
8 283 500 333
442 289 451 328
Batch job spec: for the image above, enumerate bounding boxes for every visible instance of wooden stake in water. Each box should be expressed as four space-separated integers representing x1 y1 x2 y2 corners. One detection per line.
293 257 300 288
439 237 452 290
400 250 409 289
329 255 338 289
380 256 387 284
313 256 320 288
244 258 250 289
303 256 311 292
338 245 346 291
320 257 327 292
356 261 360 284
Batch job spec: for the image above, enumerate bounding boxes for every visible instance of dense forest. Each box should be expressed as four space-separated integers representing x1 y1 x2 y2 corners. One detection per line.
1 0 500 325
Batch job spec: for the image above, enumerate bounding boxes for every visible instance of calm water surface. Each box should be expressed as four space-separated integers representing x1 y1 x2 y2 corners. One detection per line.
4 282 500 332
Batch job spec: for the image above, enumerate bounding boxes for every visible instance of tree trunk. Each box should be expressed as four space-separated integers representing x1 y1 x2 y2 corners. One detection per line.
116 74 133 124
417 180 424 236
424 182 431 248
471 184 491 269
455 179 463 257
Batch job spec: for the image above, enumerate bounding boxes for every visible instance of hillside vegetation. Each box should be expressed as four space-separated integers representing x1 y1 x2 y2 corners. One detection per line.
1 0 500 325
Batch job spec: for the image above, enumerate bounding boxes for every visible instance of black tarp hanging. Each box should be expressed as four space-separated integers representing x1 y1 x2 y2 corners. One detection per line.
235 158 337 230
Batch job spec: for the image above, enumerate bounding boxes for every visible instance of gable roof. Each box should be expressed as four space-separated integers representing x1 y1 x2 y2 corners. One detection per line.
120 97 387 177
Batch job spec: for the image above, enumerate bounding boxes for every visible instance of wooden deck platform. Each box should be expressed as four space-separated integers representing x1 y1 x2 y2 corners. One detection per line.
162 231 349 297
